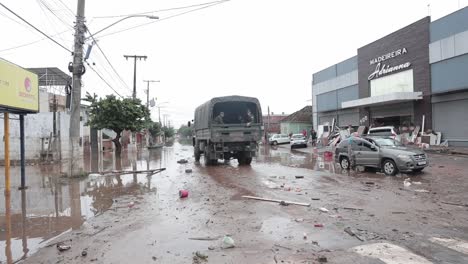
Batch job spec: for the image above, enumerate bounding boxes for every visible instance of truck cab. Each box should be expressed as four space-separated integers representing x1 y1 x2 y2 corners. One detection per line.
192 96 263 165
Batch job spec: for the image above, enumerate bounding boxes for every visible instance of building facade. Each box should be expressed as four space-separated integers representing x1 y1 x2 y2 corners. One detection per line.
312 7 468 146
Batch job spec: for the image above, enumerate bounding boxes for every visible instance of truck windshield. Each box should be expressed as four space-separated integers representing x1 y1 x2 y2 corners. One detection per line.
212 102 260 125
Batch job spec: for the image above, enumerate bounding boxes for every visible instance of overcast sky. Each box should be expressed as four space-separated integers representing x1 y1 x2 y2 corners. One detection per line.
0 0 466 127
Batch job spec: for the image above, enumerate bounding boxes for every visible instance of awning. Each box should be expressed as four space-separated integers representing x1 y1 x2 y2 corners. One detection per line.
341 92 422 109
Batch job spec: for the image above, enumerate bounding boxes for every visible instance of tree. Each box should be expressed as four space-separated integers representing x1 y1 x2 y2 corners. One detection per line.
85 93 150 154
162 126 175 139
148 121 162 138
178 125 192 138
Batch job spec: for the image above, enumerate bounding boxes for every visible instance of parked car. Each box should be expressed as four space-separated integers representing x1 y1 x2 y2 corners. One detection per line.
335 136 428 175
290 134 307 149
367 126 401 142
269 134 290 145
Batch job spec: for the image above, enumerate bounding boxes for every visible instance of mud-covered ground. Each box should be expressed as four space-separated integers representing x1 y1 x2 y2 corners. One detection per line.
1 141 468 264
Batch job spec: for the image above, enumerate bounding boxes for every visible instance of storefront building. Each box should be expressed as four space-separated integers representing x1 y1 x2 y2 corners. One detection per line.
430 7 468 146
312 7 468 146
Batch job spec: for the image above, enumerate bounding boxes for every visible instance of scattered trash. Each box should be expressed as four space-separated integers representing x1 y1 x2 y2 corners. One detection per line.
414 189 430 193
222 235 235 249
81 250 88 257
242 195 311 207
152 256 157 261
311 198 321 200
314 224 324 228
441 201 468 207
88 173 100 177
342 207 364 211
294 218 304 222
344 227 364 241
365 182 375 185
56 244 71 252
177 159 188 164
391 211 406 214
412 181 422 185
319 207 329 213
295 175 304 179
403 178 412 187
318 256 328 263
179 190 189 198
208 246 215 250
303 232 308 239
195 251 208 260
189 236 221 241
295 188 302 192
128 202 135 208
185 169 193 173
274 244 292 250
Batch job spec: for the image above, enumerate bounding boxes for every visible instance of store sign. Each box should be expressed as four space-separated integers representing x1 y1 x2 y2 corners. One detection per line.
368 61 411 81
0 58 39 112
367 47 411 81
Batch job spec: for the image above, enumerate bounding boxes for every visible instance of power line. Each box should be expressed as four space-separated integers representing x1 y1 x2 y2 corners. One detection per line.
87 29 132 94
93 0 229 18
37 0 74 29
0 29 72 53
36 0 72 47
96 1 231 39
0 2 72 53
54 0 75 17
86 61 124 98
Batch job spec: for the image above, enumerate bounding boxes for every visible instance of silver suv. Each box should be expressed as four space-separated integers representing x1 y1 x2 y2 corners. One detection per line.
335 136 428 175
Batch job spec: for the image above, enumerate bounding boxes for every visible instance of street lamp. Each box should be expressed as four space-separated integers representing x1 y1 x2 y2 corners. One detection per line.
87 15 159 40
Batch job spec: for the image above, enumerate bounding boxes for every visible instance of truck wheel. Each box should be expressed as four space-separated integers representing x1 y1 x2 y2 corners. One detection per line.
194 147 200 162
272 141 278 146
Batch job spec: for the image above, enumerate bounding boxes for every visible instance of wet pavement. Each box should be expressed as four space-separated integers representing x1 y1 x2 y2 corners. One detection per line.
1 141 468 263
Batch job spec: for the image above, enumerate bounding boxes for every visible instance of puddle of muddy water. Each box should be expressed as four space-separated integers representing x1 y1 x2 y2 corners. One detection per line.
0 146 175 263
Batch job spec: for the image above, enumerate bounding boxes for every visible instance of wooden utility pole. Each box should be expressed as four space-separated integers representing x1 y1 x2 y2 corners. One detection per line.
124 55 147 99
69 0 86 177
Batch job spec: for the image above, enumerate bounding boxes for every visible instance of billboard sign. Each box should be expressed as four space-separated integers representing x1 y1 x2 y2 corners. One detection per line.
0 58 39 113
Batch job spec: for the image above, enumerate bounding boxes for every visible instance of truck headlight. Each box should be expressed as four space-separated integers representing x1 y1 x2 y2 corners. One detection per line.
397 154 411 161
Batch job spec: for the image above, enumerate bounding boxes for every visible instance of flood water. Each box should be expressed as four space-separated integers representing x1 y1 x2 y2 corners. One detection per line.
0 142 349 263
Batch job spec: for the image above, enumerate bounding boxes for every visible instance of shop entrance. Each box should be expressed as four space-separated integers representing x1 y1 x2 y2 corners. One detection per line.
371 115 412 129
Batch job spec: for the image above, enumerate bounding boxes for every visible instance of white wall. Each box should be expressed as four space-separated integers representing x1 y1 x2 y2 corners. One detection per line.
0 112 73 160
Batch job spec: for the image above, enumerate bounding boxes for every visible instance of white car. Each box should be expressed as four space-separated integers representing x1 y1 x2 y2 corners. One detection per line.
290 134 307 149
269 134 290 145
367 126 401 142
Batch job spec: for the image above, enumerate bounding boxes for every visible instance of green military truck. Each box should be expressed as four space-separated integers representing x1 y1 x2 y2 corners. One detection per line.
191 95 264 165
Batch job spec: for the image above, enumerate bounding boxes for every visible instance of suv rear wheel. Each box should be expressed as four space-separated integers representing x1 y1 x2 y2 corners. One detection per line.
382 159 398 176
340 156 350 170
272 141 278 146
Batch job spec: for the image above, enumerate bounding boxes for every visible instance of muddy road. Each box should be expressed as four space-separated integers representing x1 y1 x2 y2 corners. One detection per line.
1 142 468 263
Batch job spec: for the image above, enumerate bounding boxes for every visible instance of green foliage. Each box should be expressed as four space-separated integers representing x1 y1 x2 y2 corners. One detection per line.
178 125 192 138
84 93 150 136
162 126 175 138
148 121 162 137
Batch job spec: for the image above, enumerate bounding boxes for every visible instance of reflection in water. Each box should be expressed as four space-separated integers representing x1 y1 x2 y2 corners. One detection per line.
0 147 166 263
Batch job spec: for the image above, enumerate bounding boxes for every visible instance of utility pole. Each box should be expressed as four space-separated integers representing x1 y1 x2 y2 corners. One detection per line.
69 0 86 177
124 55 147 99
143 80 159 108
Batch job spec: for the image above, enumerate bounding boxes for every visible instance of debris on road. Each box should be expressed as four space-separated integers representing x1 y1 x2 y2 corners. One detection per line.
179 190 189 198
177 159 188 164
413 181 422 185
222 235 235 248
344 227 364 241
195 251 208 260
441 201 468 207
414 189 430 193
81 250 87 257
311 198 321 200
208 246 215 250
242 195 311 207
185 168 193 173
303 232 308 239
365 182 375 185
128 202 135 208
391 211 406 214
319 207 329 213
189 236 221 241
295 175 304 179
274 244 292 250
294 218 304 222
56 243 71 252
314 224 324 228
404 178 412 187
318 256 328 263
342 207 364 211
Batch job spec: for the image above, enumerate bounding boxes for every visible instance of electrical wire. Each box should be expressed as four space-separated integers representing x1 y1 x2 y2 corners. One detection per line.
93 0 229 18
0 2 72 53
54 0 75 17
87 29 132 94
96 1 230 39
85 61 124 98
37 0 74 29
36 0 71 47
0 29 72 53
